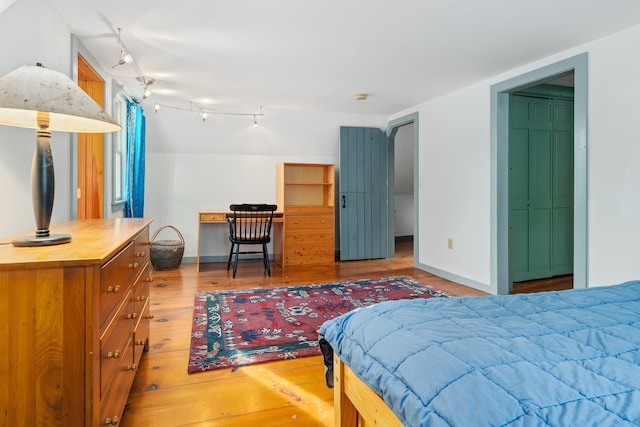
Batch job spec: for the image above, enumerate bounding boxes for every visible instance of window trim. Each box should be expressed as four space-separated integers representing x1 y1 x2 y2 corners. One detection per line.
111 92 128 210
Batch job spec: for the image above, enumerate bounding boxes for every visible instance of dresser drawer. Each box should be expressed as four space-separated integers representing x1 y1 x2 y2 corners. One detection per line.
284 252 334 265
133 263 150 315
284 230 333 246
285 215 333 231
133 227 150 266
283 240 334 265
99 340 135 427
130 231 148 283
134 298 151 364
284 205 334 216
100 288 134 396
100 243 134 327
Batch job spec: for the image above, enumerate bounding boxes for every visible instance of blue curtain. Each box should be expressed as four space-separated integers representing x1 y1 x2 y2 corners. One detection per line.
125 100 146 218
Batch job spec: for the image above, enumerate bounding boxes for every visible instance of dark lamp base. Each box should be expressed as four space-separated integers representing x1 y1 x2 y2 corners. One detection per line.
12 234 72 247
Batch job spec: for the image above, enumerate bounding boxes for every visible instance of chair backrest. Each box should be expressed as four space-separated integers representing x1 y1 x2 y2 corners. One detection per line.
228 204 278 242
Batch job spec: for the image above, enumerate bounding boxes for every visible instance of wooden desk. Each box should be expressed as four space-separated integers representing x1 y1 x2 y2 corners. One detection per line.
197 210 284 272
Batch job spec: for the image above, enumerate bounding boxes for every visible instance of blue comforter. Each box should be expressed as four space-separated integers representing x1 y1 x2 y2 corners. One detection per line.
319 281 640 426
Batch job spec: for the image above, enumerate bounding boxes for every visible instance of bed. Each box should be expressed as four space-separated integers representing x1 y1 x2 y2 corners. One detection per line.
318 281 640 426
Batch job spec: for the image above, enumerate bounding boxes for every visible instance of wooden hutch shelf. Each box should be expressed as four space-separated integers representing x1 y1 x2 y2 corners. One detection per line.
273 162 336 266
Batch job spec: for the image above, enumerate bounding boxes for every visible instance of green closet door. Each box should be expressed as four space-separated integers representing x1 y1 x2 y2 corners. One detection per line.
552 99 574 275
509 93 573 283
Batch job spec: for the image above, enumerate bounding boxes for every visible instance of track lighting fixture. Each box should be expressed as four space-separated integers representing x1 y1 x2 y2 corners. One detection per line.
113 27 155 101
112 28 132 69
154 103 264 127
137 76 154 99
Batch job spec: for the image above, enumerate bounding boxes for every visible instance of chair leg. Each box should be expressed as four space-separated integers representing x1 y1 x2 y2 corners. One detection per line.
232 243 240 278
263 243 271 276
227 243 235 272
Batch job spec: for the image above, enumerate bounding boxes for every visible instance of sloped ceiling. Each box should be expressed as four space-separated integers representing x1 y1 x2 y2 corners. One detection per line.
47 0 640 115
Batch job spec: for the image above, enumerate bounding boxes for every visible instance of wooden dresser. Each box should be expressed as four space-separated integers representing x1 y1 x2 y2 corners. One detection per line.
0 218 153 426
273 162 335 266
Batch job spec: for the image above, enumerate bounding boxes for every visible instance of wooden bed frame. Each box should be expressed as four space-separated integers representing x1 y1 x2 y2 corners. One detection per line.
333 353 403 427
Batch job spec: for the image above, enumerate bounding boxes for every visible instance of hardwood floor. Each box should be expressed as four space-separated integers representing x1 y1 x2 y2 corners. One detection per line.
511 274 574 294
121 241 486 426
122 241 575 425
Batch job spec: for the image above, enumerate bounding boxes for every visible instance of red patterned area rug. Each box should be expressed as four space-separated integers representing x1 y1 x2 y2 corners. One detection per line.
188 276 450 373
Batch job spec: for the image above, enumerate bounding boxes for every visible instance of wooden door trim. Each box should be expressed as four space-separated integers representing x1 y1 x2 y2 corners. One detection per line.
492 53 588 295
77 54 105 219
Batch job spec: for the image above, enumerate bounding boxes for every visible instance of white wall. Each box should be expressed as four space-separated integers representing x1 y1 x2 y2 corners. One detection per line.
142 102 387 259
392 23 640 292
0 0 73 240
582 25 640 286
415 84 491 288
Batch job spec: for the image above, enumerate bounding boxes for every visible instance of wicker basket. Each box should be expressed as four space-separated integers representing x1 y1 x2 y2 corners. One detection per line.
150 225 185 271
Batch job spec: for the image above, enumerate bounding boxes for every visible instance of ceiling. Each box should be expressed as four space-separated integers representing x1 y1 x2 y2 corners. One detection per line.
47 0 640 115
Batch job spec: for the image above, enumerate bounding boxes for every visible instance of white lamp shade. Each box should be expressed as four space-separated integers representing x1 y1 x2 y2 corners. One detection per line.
0 64 121 133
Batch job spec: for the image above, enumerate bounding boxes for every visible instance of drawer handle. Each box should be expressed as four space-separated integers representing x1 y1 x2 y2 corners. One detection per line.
135 339 146 346
129 262 139 269
146 276 154 282
106 350 121 359
136 251 146 258
127 312 138 319
105 416 119 425
146 314 155 320
107 285 120 293
126 363 137 371
136 295 146 302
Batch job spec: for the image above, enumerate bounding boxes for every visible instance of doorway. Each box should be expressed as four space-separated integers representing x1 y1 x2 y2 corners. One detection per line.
393 123 415 255
492 53 588 295
387 112 419 263
76 54 106 219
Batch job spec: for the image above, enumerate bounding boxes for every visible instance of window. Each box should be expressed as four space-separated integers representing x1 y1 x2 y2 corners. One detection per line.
112 93 127 206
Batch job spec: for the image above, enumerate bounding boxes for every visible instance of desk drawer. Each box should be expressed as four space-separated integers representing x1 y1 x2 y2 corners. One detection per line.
200 212 227 222
285 215 333 231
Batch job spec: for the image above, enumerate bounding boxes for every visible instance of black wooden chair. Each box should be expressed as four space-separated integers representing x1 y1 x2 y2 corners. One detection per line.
227 203 278 278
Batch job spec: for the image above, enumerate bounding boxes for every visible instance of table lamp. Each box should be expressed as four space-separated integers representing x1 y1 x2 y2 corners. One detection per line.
0 63 121 246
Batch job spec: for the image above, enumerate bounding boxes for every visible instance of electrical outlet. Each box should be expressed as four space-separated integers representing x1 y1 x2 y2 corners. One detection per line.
448 238 453 249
